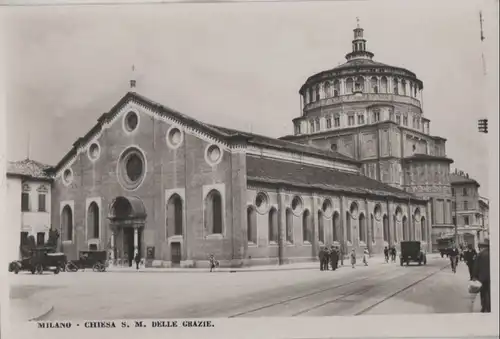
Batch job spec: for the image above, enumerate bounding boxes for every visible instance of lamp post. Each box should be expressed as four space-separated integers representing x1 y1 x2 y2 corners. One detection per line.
454 194 459 246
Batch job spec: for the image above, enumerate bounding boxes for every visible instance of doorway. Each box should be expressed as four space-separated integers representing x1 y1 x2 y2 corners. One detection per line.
171 242 181 266
123 227 142 266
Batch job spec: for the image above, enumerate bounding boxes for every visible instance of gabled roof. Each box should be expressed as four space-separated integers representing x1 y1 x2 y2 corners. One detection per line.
7 159 53 181
50 91 361 173
246 155 424 202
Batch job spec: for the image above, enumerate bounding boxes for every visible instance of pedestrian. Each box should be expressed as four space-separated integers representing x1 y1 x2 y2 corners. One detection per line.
318 247 326 271
363 248 369 266
350 249 356 268
208 254 218 272
464 244 477 280
324 247 330 271
390 246 397 263
472 238 490 313
330 245 338 271
384 246 389 263
134 250 141 270
449 245 459 273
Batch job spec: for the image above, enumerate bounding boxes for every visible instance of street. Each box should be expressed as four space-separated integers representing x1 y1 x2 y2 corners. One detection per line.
9 255 478 321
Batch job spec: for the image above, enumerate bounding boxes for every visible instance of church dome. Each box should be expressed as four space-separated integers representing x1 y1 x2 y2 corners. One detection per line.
298 21 424 117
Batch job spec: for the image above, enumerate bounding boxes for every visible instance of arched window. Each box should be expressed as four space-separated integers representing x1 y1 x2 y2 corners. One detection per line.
346 78 354 94
421 217 427 242
359 213 366 243
167 194 183 237
383 215 389 243
346 211 352 243
370 77 378 93
332 212 340 242
324 82 331 97
318 210 324 243
205 190 223 234
371 214 375 244
302 210 311 242
380 77 388 93
247 206 257 244
409 83 414 97
286 208 294 243
315 85 321 101
268 207 278 243
402 79 407 96
61 205 73 241
402 216 408 240
393 215 398 242
87 202 99 239
308 88 313 103
333 80 340 96
393 78 399 95
355 76 364 92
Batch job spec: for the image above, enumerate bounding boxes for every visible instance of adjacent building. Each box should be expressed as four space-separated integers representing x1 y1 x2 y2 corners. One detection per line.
6 159 53 260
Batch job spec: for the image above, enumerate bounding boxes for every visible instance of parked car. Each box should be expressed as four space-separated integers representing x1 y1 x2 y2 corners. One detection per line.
65 250 108 272
9 247 66 274
400 241 427 266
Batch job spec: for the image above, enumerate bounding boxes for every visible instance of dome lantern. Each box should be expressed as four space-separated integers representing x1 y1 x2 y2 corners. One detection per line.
345 18 374 62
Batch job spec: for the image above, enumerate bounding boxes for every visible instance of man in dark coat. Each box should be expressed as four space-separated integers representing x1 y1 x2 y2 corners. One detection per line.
463 244 477 280
330 246 338 271
473 238 490 313
318 247 326 271
449 245 459 273
134 251 141 270
383 246 389 263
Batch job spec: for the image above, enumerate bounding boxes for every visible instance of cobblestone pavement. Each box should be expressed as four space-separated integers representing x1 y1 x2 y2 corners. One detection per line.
9 255 478 320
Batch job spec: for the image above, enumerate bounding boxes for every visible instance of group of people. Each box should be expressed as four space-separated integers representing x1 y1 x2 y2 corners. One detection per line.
319 246 371 271
448 239 490 313
383 246 398 263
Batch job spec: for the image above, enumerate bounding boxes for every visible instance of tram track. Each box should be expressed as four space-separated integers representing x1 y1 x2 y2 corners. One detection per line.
229 262 450 318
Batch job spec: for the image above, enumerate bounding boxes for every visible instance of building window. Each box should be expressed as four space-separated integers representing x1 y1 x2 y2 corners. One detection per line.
268 207 278 243
403 115 408 126
452 216 456 225
332 212 340 242
389 111 394 121
87 201 100 239
308 88 313 103
61 205 73 241
286 208 293 243
205 190 223 234
21 193 29 212
346 212 352 242
310 120 315 133
357 115 365 125
348 115 355 126
125 111 139 132
326 118 332 129
36 232 45 246
331 143 338 152
318 211 324 243
463 188 468 196
247 206 257 244
294 124 300 135
464 216 470 225
302 210 311 243
20 232 29 247
452 188 455 196
359 213 366 243
38 194 46 212
464 201 468 210
346 78 354 93
315 118 320 131
373 111 380 122
167 194 183 237
393 79 399 94
396 114 401 124
118 147 146 190
334 116 340 127
315 85 320 101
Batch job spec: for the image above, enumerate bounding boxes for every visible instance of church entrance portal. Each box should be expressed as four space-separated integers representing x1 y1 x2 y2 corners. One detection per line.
108 196 147 266
171 242 181 265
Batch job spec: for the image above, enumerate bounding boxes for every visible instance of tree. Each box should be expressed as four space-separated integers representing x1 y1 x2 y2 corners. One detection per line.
45 228 60 248
20 235 37 257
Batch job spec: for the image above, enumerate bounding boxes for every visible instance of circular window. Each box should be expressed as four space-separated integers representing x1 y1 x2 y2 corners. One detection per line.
205 144 222 165
167 127 183 148
255 192 268 213
374 204 382 221
117 147 146 190
291 196 303 215
322 199 333 216
395 207 403 221
331 144 338 152
63 168 73 185
125 111 139 132
349 202 359 219
88 143 100 161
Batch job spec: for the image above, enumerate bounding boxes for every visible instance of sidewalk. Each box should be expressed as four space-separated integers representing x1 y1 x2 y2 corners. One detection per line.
106 254 402 273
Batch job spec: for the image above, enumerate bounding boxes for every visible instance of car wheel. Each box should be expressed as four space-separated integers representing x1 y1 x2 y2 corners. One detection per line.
54 267 60 274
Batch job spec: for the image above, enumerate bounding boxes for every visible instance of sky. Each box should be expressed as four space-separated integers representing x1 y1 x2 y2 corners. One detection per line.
3 0 498 197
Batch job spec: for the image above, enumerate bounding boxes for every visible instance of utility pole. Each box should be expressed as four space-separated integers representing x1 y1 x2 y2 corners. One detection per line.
454 193 458 246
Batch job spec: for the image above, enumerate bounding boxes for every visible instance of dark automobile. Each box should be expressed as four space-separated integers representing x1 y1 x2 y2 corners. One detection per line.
65 250 108 272
400 241 427 266
9 247 66 274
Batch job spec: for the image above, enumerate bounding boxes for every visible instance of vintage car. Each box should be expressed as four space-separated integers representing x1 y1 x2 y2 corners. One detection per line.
9 247 67 274
65 250 108 272
400 241 427 266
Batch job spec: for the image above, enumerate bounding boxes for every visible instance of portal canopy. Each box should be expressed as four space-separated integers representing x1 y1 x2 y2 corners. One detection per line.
108 196 147 225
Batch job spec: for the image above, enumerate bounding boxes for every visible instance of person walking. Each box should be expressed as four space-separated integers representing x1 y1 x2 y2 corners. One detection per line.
318 247 326 271
362 248 369 266
350 249 357 268
464 244 477 280
330 245 338 271
472 238 490 313
390 246 397 263
134 250 141 270
449 245 459 273
383 246 389 263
